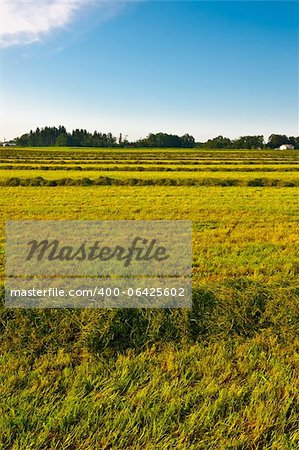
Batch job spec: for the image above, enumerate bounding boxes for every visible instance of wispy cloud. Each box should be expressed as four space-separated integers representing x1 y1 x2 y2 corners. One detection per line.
0 0 127 48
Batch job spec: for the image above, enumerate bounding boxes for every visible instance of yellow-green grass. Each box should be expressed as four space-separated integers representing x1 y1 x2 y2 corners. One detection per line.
1 336 299 449
1 147 299 161
1 168 299 179
2 158 299 164
1 163 299 172
1 149 298 154
0 186 298 285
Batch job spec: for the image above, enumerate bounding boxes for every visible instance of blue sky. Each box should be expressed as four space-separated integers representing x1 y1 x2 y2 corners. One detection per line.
0 1 298 141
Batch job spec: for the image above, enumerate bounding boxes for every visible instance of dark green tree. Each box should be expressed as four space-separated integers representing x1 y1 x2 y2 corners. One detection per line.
267 134 289 148
205 136 232 149
233 135 264 149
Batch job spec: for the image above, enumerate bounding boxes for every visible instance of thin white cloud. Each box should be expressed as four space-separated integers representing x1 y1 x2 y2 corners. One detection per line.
0 0 126 48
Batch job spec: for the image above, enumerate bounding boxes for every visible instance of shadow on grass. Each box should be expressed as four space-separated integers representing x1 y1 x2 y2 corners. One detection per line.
0 280 298 356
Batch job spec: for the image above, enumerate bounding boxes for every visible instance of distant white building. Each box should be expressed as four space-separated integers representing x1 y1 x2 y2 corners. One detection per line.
279 144 295 150
0 141 16 147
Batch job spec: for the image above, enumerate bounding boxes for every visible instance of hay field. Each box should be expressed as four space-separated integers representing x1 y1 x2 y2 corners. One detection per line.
1 147 299 449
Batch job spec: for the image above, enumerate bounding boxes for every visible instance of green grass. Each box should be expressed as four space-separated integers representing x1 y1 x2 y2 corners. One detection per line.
1 148 299 449
2 335 299 449
1 171 299 189
0 186 298 284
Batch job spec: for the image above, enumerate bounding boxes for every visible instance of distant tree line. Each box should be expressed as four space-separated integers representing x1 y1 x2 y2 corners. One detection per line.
16 126 117 148
14 126 299 149
196 134 299 149
135 133 195 148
